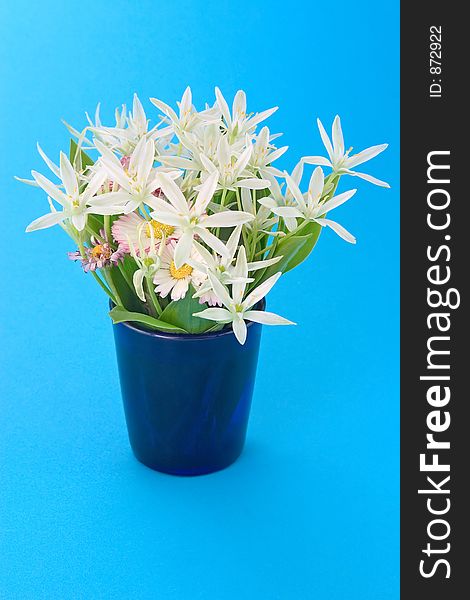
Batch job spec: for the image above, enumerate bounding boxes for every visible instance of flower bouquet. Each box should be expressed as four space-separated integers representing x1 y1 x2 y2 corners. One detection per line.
20 87 388 475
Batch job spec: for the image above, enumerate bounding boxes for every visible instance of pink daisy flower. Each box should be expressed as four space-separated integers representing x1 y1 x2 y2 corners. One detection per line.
112 212 178 254
68 231 124 273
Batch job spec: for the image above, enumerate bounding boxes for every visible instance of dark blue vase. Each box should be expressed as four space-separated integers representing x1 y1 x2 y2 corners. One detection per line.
112 306 264 476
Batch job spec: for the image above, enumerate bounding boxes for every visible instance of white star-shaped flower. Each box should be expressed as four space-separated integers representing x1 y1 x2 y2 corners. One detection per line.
303 115 389 187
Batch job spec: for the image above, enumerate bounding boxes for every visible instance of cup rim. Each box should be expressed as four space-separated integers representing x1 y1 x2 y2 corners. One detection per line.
111 298 266 341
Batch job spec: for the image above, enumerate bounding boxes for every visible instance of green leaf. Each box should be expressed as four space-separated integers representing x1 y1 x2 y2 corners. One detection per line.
204 323 227 333
109 306 187 333
69 139 94 169
159 287 215 334
86 213 104 237
258 222 322 283
118 254 139 284
105 266 145 313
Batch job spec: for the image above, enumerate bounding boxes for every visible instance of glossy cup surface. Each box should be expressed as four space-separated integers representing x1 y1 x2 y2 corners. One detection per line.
112 311 263 476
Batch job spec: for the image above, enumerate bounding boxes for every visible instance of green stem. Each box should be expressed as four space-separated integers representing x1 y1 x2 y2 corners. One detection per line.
146 276 162 316
278 219 310 245
103 269 123 307
235 187 250 249
78 233 87 258
215 188 228 239
104 215 112 241
91 271 116 303
248 189 258 261
144 291 158 317
254 242 275 258
220 188 228 208
249 226 258 262
86 225 104 242
117 260 134 290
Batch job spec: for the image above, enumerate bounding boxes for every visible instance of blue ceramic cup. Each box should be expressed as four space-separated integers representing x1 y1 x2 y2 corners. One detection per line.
112 304 264 476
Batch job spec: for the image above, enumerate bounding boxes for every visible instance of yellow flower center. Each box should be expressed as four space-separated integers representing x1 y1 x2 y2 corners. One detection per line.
146 220 175 239
91 244 111 259
169 261 193 280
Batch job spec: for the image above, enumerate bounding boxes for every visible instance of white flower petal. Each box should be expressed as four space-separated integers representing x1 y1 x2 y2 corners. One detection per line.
149 210 183 227
308 166 324 202
174 229 194 269
301 155 332 167
317 118 334 162
332 115 345 159
232 245 248 305
154 278 175 299
349 170 390 188
214 87 232 125
258 196 277 210
243 272 281 310
272 206 303 218
207 271 233 309
171 278 190 301
154 173 189 214
284 216 298 232
98 156 130 190
284 173 306 209
232 318 247 345
139 139 156 182
247 256 282 271
194 171 218 214
236 178 271 190
202 210 253 228
200 154 218 174
347 144 388 168
315 217 356 243
193 307 233 322
88 191 130 207
94 140 120 166
123 199 141 214
150 97 179 123
192 241 216 269
226 225 242 262
82 169 108 203
267 146 288 163
247 106 278 129
197 228 230 258
37 143 60 177
244 310 295 326
291 160 304 185
132 94 147 128
234 144 252 175
179 86 192 116
159 156 197 170
14 176 40 187
153 124 175 139
90 205 125 216
25 210 65 232
72 212 87 231
319 188 356 215
129 136 145 174
133 269 146 301
147 194 178 214
232 90 246 120
31 171 66 206
59 152 78 197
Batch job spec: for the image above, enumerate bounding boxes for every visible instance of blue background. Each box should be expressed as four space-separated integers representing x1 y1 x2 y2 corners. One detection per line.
0 1 399 598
